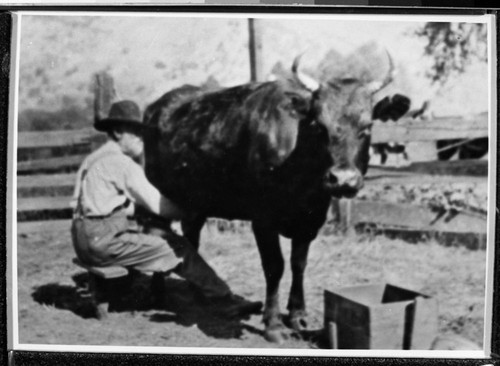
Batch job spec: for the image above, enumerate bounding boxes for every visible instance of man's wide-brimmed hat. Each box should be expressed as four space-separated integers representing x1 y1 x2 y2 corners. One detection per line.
94 100 144 133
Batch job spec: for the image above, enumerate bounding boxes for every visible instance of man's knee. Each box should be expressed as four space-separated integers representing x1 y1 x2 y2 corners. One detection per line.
138 217 195 258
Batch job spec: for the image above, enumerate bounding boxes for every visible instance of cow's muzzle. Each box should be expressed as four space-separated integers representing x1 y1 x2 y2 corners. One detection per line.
324 168 363 198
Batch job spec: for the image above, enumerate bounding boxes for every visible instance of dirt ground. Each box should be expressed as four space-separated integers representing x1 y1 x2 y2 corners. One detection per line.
16 220 486 350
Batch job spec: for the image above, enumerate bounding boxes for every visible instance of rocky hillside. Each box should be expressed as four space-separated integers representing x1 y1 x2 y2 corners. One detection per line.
17 14 489 131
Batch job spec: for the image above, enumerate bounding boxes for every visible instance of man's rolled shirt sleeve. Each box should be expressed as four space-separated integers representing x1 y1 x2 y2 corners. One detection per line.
123 160 184 220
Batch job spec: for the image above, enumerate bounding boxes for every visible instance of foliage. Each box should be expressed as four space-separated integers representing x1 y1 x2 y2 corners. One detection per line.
317 42 387 83
414 22 487 84
18 17 488 131
18 103 92 131
18 16 250 130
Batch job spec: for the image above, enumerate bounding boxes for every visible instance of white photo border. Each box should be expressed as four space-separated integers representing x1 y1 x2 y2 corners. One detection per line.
5 8 498 362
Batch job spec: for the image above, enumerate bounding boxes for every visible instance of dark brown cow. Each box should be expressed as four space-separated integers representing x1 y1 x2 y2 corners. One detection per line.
143 55 410 343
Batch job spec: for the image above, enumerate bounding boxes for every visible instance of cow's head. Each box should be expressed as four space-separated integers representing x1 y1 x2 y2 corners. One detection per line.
292 52 410 198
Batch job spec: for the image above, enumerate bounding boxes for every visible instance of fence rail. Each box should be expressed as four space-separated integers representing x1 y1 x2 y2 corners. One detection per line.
371 113 488 143
336 199 486 250
17 114 489 150
17 154 87 174
15 114 489 248
18 128 106 149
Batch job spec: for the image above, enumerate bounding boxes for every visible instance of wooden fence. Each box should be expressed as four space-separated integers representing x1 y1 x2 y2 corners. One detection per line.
371 113 488 143
16 114 489 249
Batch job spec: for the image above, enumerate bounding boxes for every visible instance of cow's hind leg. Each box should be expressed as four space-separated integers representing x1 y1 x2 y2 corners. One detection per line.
287 238 311 333
252 221 289 343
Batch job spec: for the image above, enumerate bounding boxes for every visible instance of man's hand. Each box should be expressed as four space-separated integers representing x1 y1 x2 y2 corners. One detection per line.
135 205 173 236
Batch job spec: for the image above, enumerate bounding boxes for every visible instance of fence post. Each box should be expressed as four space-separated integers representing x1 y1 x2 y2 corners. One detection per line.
338 199 355 236
93 71 116 123
248 18 264 82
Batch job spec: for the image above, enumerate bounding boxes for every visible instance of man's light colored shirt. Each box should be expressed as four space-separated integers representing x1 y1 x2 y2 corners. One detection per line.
71 140 165 217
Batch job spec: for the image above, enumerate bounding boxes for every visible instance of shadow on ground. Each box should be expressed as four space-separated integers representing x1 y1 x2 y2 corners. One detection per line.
32 273 98 319
31 272 277 342
146 277 266 340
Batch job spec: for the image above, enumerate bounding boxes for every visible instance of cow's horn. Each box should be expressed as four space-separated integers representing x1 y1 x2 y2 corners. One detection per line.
367 50 395 94
292 54 320 92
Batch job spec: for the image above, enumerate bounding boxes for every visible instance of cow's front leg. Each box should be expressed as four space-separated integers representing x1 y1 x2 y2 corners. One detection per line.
287 238 311 333
181 214 206 251
252 221 287 343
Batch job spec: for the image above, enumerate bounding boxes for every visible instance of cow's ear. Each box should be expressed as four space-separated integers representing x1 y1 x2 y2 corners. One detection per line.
373 94 411 122
388 94 411 121
372 96 391 122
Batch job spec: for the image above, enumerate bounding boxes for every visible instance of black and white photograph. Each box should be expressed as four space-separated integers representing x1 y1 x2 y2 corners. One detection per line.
8 11 496 357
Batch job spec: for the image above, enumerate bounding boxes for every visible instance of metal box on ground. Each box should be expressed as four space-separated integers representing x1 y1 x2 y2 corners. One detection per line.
324 283 438 350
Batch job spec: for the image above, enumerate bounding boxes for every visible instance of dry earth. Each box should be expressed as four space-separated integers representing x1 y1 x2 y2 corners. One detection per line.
16 220 486 351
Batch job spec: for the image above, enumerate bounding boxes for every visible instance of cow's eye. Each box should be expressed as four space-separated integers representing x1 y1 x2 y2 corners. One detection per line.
288 107 298 118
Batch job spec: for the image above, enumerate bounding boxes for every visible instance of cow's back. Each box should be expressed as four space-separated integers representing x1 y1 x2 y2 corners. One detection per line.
144 83 270 218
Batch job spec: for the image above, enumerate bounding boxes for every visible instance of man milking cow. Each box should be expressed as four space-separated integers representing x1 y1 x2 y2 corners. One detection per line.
69 50 411 343
70 100 263 317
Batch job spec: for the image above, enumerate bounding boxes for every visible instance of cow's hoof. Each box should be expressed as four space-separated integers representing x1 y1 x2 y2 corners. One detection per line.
289 316 308 333
287 310 308 332
264 325 290 344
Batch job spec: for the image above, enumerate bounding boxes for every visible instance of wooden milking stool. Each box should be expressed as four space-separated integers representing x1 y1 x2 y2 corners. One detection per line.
73 258 130 319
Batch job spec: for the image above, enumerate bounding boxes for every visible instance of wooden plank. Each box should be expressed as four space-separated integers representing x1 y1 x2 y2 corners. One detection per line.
17 195 73 221
347 199 486 234
17 173 76 188
367 159 488 177
371 114 488 143
401 160 488 176
17 196 72 212
17 219 71 234
17 128 105 149
341 199 488 249
17 154 85 174
17 208 73 222
17 114 486 150
379 227 486 250
365 173 486 186
17 218 135 233
17 173 76 198
410 296 439 350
